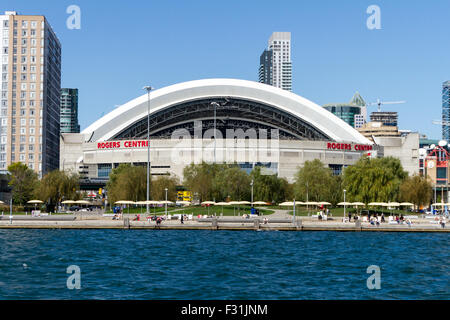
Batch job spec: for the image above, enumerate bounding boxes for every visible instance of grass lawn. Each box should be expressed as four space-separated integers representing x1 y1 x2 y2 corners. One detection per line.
2 212 72 216
285 207 415 217
110 205 274 216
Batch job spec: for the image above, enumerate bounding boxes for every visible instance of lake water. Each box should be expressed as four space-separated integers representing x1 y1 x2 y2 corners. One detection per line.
0 229 448 299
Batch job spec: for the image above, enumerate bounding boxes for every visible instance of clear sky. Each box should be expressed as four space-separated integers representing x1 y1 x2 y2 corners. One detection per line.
3 0 450 139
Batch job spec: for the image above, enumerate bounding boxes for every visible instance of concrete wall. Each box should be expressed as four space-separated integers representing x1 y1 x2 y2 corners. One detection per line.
373 132 420 176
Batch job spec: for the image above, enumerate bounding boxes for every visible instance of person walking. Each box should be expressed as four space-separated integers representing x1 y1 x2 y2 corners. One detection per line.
181 214 184 224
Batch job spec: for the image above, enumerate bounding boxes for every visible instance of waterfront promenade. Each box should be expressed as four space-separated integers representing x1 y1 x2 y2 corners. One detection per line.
0 210 448 232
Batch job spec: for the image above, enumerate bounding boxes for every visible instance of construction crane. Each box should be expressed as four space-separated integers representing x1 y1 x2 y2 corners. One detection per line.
432 120 450 126
369 99 406 112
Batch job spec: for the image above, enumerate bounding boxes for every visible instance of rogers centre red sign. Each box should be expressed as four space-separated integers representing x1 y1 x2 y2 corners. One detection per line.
327 142 373 151
97 140 149 149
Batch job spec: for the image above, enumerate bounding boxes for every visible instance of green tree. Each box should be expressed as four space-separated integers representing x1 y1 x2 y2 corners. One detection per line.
151 175 179 201
7 162 39 205
37 170 80 206
293 159 336 203
399 174 433 209
250 166 290 203
343 156 407 203
106 164 147 204
213 166 251 201
183 162 226 201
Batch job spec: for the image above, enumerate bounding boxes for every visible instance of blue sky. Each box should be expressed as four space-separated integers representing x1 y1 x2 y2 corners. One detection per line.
3 0 450 139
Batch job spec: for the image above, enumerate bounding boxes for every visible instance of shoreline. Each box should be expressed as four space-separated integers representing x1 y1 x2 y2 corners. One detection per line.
0 217 448 233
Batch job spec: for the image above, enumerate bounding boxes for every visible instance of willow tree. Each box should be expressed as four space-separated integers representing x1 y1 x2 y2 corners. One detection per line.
37 170 80 205
213 166 251 201
151 175 179 201
249 166 291 203
293 159 338 203
106 164 147 204
399 174 432 209
183 162 226 201
343 156 407 203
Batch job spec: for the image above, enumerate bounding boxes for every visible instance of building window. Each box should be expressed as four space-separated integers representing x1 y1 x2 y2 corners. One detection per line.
98 164 112 178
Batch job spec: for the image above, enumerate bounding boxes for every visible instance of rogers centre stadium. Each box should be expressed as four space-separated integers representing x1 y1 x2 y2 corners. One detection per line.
60 79 378 189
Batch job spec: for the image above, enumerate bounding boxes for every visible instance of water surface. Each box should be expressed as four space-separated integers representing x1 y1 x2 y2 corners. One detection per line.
0 230 448 299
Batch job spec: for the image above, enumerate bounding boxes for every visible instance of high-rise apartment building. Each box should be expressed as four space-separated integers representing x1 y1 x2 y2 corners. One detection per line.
442 80 450 141
60 88 80 133
0 11 61 177
258 32 292 91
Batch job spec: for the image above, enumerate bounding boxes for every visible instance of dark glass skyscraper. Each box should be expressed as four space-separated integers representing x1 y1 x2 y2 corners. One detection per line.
60 88 80 134
258 32 292 91
258 49 273 86
442 81 450 141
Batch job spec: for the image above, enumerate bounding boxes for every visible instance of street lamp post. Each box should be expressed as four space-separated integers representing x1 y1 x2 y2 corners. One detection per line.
250 179 254 204
143 86 153 214
210 102 219 163
165 188 168 217
343 189 347 221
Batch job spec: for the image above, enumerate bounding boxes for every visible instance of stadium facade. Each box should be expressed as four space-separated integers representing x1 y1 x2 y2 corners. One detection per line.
60 79 377 189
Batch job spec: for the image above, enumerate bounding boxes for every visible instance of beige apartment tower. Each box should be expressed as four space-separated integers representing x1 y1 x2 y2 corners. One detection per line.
0 11 61 177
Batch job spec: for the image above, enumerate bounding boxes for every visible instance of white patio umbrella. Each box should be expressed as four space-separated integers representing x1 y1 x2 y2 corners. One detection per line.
368 202 385 206
303 201 319 215
304 201 319 206
114 200 135 205
135 201 147 213
27 200 43 212
159 200 174 205
27 200 43 204
337 202 353 218
61 200 76 204
279 201 299 217
383 202 400 207
201 201 215 216
252 201 269 206
114 200 135 214
144 200 161 214
351 202 366 215
237 201 251 215
382 202 400 215
251 201 269 216
215 201 230 215
227 201 241 216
